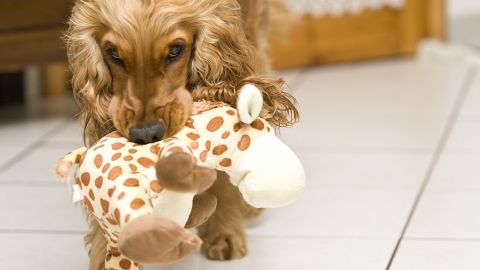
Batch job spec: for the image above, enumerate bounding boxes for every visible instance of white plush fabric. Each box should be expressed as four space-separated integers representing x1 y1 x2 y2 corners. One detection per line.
235 133 306 208
282 0 405 16
237 84 264 125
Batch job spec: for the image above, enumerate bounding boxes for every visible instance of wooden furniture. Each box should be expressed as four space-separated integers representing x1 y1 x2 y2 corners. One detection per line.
0 0 73 69
269 0 446 69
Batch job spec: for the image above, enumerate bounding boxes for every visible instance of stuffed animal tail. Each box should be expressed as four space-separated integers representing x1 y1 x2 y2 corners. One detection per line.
56 147 87 182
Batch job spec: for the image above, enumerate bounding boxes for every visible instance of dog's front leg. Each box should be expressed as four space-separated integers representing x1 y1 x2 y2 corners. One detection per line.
198 171 249 261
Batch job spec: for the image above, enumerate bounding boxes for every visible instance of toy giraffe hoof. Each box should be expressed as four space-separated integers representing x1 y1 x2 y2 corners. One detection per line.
156 152 217 193
118 214 202 265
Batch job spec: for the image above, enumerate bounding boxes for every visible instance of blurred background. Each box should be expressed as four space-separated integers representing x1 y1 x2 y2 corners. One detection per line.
2 1 480 269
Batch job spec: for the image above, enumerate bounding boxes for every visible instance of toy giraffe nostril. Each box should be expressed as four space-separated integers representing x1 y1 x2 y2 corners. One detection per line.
129 122 165 144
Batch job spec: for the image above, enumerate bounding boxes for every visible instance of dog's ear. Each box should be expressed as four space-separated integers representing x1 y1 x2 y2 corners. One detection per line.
65 1 113 143
188 0 255 88
237 0 269 46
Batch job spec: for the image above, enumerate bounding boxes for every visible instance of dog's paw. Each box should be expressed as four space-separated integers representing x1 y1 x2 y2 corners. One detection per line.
201 233 247 261
156 152 217 193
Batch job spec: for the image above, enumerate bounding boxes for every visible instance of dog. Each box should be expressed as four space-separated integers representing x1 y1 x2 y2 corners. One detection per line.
66 0 298 268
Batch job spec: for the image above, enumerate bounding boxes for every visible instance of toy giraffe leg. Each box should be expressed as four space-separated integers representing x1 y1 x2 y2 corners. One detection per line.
105 245 140 270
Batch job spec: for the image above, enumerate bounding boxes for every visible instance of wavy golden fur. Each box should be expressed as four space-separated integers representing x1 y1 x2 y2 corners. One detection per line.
66 0 298 268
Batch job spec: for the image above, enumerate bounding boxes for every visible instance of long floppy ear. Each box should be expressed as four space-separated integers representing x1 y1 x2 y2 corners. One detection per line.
188 0 255 89
237 0 269 47
66 0 113 145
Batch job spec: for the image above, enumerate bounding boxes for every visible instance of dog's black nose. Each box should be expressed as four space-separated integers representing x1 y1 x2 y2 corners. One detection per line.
129 122 165 144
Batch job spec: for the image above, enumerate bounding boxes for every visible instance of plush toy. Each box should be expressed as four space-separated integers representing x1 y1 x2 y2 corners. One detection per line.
56 86 305 270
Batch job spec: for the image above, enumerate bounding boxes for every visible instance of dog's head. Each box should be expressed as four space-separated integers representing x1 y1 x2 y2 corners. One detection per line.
67 0 255 144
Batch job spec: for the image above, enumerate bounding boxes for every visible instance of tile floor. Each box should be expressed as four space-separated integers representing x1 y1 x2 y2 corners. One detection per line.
1 53 480 269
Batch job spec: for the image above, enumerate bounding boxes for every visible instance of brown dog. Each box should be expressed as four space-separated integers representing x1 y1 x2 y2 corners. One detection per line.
66 0 298 268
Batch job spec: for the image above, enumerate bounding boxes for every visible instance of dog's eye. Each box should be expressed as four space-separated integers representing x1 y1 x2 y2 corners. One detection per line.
167 43 184 63
106 47 125 67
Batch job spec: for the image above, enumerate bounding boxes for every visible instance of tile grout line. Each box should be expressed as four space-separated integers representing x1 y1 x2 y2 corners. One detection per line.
0 118 73 174
385 66 479 270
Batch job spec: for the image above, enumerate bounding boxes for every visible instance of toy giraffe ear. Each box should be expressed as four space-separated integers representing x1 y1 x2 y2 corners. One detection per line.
237 84 263 124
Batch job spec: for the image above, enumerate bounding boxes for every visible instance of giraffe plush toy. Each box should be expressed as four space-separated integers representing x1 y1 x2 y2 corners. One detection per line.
56 86 305 270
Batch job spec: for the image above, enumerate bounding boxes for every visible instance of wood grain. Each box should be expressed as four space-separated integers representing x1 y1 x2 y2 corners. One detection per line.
269 0 446 70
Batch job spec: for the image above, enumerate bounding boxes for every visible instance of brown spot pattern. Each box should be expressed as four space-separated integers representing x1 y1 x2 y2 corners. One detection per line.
238 135 251 151
95 176 103 189
138 157 155 168
107 187 116 197
150 181 162 193
123 155 133 161
109 133 122 138
102 163 111 174
118 192 125 200
200 150 208 162
233 123 241 132
108 166 122 180
219 158 232 167
251 119 265 130
129 164 138 172
185 118 195 129
111 153 122 161
100 199 109 213
119 259 131 270
84 197 94 211
88 189 95 200
150 144 160 155
130 198 146 210
125 214 131 223
187 132 200 140
93 154 102 169
212 145 228 155
190 141 199 150
114 208 121 223
168 146 184 154
80 173 90 186
205 141 211 150
129 149 137 154
226 110 235 115
93 144 105 151
222 131 230 139
111 143 125 150
207 116 224 132
124 178 139 187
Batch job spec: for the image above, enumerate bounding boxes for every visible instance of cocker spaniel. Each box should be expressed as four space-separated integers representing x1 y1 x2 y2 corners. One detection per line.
66 0 298 268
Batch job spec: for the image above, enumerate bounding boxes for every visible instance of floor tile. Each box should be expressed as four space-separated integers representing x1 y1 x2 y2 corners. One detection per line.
0 186 88 232
296 59 466 118
0 233 88 270
280 115 446 151
459 69 480 118
43 121 84 145
0 144 78 182
390 239 480 270
246 188 416 238
444 120 480 151
427 151 480 191
278 58 467 150
298 150 431 190
405 190 480 239
146 237 394 270
0 118 64 146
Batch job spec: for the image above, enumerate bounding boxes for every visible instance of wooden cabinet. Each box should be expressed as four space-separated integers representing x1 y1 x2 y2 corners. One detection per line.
0 0 73 69
269 0 446 70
